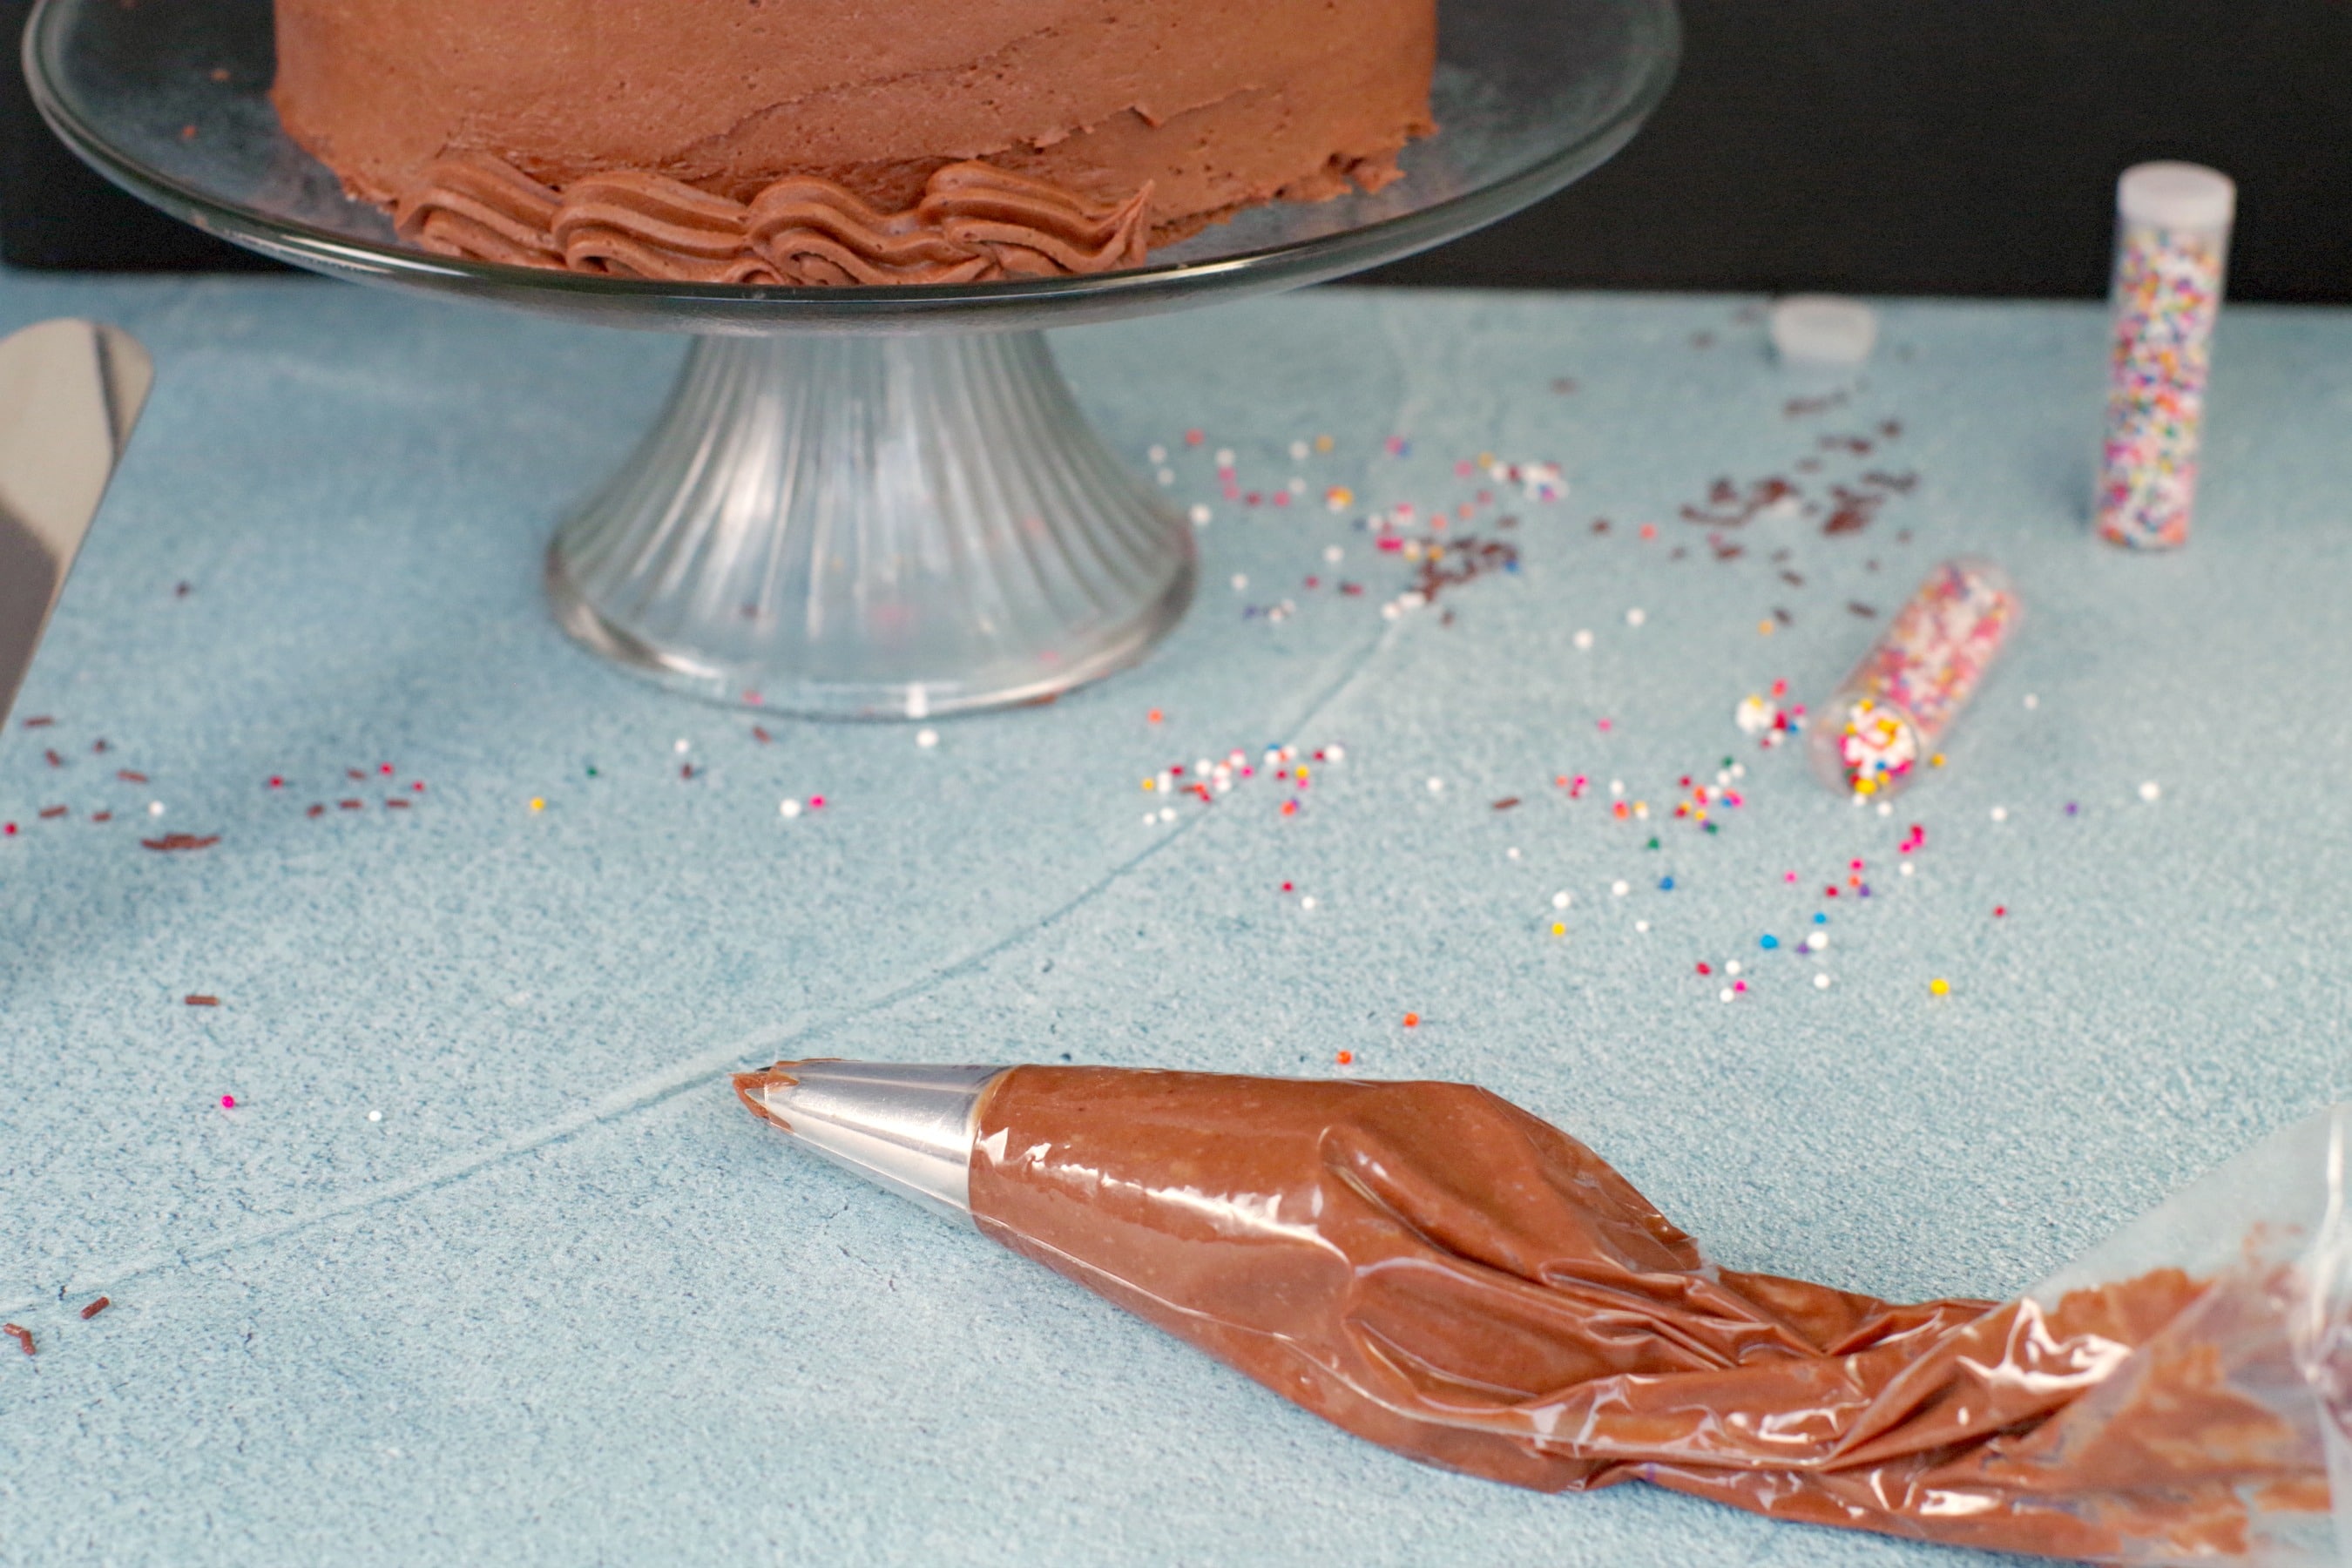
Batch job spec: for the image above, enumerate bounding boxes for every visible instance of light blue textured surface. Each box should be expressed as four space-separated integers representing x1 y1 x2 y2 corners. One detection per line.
2 274 2350 1568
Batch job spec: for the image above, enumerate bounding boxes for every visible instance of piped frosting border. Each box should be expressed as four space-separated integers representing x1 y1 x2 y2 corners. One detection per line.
393 154 1153 285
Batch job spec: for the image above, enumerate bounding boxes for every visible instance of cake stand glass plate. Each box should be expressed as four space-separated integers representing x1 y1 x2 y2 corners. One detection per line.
28 0 1680 717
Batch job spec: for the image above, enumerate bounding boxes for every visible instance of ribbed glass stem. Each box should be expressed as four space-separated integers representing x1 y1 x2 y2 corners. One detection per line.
547 332 1194 718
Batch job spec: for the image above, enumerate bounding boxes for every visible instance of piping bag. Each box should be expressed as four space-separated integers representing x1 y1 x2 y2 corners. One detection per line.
736 1063 2352 1564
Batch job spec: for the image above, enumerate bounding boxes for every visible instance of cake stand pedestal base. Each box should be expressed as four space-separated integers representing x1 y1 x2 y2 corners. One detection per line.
545 331 1196 719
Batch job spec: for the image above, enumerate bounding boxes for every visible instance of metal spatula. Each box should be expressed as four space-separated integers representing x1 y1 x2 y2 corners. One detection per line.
0 318 153 729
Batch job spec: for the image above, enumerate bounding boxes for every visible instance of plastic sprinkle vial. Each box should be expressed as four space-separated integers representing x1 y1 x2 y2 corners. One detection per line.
1809 558 2019 799
1930 977 1951 997
2098 163 2235 551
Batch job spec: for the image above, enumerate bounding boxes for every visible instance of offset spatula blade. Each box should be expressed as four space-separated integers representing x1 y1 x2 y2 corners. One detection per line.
0 319 155 729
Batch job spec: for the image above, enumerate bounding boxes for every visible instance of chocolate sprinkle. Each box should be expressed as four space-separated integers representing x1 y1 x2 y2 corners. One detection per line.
141 834 220 852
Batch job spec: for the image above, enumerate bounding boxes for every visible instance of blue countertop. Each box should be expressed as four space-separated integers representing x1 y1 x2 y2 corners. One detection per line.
2 274 2349 1566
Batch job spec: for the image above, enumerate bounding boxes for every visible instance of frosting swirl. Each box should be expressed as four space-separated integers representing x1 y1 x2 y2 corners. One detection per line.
394 156 1152 285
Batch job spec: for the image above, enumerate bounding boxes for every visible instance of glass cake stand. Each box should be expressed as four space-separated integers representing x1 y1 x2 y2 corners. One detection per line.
27 0 1680 718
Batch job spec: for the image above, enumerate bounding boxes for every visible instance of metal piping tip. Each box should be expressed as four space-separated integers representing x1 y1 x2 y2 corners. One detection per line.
733 1059 1009 1222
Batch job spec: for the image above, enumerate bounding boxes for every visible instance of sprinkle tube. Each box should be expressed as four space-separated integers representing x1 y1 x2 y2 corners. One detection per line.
1808 558 2019 798
2096 162 2235 550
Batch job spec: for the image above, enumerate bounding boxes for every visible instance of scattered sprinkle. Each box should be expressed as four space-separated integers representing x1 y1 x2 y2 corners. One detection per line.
1930 977 1951 997
1611 880 1630 897
1426 777 1445 794
78 1297 109 1321
1815 973 1833 990
2139 781 2162 802
1573 629 1594 651
140 834 219 853
916 728 940 749
3 1323 31 1356
1990 806 2008 822
1625 607 1646 627
368 1110 382 1122
220 1094 237 1110
529 798 545 814
186 994 220 1007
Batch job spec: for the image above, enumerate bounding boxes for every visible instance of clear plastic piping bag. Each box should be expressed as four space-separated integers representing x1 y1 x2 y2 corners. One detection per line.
747 1064 2352 1564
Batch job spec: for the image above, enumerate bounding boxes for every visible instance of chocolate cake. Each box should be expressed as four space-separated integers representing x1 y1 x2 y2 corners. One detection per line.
271 0 1438 285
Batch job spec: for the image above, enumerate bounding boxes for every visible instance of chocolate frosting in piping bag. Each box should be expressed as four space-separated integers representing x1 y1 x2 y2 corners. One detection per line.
742 1064 2352 1563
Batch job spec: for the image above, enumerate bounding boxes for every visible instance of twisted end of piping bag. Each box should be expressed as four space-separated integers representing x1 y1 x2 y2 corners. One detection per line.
732 1059 1008 1221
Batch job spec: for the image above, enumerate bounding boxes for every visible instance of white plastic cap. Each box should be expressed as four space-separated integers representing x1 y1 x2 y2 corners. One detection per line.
2117 162 2236 232
1770 295 1879 368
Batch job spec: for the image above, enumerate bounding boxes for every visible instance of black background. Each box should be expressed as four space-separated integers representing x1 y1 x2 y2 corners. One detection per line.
5 0 2349 299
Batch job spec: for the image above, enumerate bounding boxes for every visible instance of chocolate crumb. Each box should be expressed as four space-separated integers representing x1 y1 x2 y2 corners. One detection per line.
1781 571 1806 588
175 582 193 598
1551 378 1578 395
1848 601 1879 618
1774 607 1795 626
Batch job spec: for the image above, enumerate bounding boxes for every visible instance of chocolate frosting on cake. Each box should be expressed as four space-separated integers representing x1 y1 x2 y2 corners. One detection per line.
273 0 1437 281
